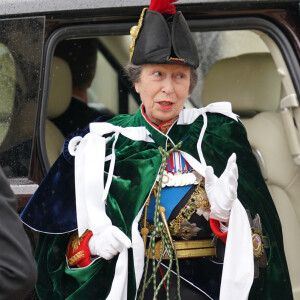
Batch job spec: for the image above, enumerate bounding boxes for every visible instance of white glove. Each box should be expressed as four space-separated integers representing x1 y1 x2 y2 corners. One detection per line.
205 153 238 222
88 226 132 260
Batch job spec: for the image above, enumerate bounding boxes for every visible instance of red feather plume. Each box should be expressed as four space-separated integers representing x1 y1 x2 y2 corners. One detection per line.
149 0 178 15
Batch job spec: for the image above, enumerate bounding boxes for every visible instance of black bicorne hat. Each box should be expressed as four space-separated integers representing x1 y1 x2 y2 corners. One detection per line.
129 0 199 69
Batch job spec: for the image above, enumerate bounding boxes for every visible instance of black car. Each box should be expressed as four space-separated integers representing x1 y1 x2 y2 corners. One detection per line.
0 0 299 298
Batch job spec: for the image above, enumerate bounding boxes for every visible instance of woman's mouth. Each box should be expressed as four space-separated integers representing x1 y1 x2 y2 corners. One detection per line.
157 101 174 110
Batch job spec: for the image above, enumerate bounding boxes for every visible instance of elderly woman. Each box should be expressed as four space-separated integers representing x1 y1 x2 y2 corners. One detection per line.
21 0 292 299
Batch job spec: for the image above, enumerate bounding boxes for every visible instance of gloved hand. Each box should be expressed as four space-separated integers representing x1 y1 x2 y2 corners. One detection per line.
88 226 132 260
205 153 238 222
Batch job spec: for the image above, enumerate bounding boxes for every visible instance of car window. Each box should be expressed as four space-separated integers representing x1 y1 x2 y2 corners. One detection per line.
0 17 44 178
43 35 140 168
89 36 139 116
0 43 15 146
90 36 140 116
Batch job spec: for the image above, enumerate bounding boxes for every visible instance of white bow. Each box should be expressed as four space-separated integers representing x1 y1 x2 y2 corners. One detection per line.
178 102 238 166
178 101 238 125
68 122 154 236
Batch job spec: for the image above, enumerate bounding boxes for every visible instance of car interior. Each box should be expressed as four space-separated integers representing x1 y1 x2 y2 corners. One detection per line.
200 30 300 296
46 56 72 166
202 50 300 297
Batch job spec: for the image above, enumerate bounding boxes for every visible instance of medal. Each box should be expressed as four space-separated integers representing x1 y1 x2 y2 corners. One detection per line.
174 173 181 186
186 172 195 185
162 170 169 188
180 173 187 186
167 173 175 187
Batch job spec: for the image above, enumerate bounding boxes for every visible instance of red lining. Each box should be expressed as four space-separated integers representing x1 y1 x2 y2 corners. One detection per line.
209 218 228 243
141 104 175 132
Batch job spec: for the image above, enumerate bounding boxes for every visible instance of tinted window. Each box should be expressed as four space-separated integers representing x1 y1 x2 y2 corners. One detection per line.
0 17 44 178
44 35 139 167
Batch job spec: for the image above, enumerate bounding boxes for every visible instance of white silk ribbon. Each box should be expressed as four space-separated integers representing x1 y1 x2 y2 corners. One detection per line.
178 102 239 166
178 101 239 125
106 248 128 300
107 196 147 300
220 199 254 300
179 150 206 176
179 103 252 299
68 122 154 237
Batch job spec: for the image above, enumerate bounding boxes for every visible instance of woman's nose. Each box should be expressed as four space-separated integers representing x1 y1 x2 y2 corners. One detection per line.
161 78 175 94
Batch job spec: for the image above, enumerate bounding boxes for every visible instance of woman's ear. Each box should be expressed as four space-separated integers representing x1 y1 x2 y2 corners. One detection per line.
134 81 140 94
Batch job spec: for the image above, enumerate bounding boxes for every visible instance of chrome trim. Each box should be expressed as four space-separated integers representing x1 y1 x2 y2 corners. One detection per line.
252 147 268 181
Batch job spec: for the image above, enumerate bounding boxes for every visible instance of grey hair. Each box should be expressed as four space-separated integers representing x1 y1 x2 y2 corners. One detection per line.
125 62 198 94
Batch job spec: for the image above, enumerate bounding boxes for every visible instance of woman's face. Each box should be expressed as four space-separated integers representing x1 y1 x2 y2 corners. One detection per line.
135 64 191 125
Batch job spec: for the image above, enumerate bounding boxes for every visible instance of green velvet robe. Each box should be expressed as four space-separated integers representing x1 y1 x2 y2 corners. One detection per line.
35 107 293 299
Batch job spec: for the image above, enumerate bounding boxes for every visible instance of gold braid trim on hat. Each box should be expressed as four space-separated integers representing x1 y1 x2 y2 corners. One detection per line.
169 57 186 63
129 8 147 61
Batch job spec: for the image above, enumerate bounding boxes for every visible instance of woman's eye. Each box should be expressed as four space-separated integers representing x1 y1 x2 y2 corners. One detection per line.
153 71 162 76
177 74 184 79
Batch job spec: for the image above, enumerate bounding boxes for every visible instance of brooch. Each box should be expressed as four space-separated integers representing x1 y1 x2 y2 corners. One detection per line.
247 210 269 278
252 229 264 259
